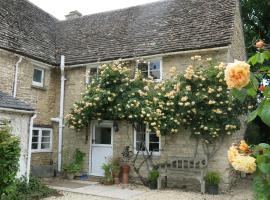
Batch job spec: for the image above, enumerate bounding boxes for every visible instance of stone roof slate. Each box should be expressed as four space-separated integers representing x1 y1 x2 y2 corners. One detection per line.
0 0 237 65
0 91 34 111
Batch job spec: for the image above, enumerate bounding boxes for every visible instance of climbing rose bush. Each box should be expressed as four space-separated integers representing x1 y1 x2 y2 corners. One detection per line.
66 57 252 142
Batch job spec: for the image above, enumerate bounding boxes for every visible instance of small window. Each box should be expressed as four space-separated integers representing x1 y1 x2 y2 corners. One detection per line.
31 127 52 152
137 58 162 81
32 68 44 87
134 124 160 155
86 65 99 84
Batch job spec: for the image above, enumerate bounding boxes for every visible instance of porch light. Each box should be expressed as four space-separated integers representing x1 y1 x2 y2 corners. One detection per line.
113 121 119 132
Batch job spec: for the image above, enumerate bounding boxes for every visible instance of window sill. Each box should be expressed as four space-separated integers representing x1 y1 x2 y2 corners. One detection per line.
134 151 161 157
31 150 52 153
31 84 46 91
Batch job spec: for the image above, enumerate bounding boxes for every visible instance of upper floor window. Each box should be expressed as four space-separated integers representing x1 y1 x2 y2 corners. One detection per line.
137 58 162 81
32 127 52 152
32 68 44 87
134 124 160 156
86 65 99 84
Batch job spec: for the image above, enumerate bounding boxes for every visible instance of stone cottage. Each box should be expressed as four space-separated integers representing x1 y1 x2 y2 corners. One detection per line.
0 0 246 190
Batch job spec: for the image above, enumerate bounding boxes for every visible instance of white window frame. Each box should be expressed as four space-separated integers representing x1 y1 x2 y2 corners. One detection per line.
86 64 99 84
31 127 53 153
136 57 163 81
32 68 44 87
133 124 161 156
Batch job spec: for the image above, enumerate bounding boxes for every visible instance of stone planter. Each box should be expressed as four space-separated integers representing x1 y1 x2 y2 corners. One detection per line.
207 184 219 195
149 181 157 190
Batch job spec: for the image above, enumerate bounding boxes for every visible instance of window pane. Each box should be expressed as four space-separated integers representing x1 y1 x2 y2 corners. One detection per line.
42 130 50 137
136 141 146 151
149 60 160 70
33 69 43 83
89 68 98 76
32 136 38 143
137 62 148 72
32 143 38 149
149 143 159 152
33 130 39 137
42 137 50 142
94 127 111 145
41 143 50 149
149 133 159 143
150 70 160 79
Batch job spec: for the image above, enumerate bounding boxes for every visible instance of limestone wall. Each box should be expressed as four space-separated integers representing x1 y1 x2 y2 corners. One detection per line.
0 49 59 166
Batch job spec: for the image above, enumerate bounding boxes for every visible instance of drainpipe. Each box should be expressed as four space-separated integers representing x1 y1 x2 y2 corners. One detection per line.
13 56 23 98
26 113 37 183
58 55 65 173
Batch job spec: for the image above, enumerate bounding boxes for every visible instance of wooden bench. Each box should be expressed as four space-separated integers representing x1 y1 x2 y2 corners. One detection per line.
157 157 208 193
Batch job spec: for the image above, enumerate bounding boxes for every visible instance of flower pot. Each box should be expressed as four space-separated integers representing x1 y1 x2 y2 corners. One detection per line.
207 184 219 195
121 164 130 184
114 177 120 184
149 181 157 190
66 173 75 180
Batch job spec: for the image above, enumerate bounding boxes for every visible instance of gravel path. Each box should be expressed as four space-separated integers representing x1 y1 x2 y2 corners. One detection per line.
44 179 253 200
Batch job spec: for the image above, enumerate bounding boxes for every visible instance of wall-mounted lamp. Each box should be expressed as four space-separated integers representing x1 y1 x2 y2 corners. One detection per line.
113 121 119 132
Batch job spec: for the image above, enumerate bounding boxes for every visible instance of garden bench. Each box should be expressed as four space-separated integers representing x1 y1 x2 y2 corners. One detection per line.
157 156 208 193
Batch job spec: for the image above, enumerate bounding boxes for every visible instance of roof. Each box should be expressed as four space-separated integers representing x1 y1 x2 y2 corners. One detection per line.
0 0 57 64
0 91 34 111
0 0 238 66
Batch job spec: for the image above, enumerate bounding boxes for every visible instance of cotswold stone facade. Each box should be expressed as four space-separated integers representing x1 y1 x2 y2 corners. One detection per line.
0 0 246 192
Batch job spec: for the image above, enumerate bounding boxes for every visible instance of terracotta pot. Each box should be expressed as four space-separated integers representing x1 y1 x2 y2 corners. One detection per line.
121 164 130 184
114 177 120 184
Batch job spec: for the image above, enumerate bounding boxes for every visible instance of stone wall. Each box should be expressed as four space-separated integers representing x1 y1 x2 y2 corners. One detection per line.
0 110 31 178
0 49 59 166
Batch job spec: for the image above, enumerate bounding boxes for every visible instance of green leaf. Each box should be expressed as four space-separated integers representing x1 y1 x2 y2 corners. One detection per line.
259 143 270 149
247 110 258 123
262 51 270 60
264 87 270 96
258 163 270 174
247 87 257 96
248 54 259 65
256 53 265 64
231 88 247 102
258 101 270 127
256 155 267 164
250 73 259 90
260 66 270 71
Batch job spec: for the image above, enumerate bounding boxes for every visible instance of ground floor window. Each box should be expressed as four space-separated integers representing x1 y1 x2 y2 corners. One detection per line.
134 124 160 155
32 127 52 152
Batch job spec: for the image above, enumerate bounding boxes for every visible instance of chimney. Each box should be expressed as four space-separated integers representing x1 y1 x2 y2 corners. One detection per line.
65 10 82 20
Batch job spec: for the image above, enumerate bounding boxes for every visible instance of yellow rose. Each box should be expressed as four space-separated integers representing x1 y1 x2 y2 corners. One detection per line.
239 140 250 154
225 61 250 89
231 155 256 174
228 146 239 163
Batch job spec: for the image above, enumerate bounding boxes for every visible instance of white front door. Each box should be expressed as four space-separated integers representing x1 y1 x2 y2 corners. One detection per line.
90 121 113 176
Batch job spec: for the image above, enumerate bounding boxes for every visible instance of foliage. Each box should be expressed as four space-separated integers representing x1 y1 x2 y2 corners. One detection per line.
232 47 270 127
63 148 85 173
0 123 20 197
240 0 270 55
148 169 159 183
2 177 57 200
101 163 113 184
111 157 121 175
204 171 221 186
66 59 252 143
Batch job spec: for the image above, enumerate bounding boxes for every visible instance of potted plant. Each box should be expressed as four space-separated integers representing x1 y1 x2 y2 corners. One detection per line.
121 146 132 184
102 163 113 185
148 169 159 189
63 163 80 180
111 157 121 184
204 171 221 195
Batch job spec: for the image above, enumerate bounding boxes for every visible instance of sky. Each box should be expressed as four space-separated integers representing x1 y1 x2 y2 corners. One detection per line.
28 0 160 20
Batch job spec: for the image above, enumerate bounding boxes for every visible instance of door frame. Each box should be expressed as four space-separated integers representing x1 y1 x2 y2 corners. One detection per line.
88 120 114 176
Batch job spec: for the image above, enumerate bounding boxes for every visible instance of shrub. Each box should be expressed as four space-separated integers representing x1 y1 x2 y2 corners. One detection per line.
2 176 57 200
63 148 85 173
148 169 159 183
0 124 20 197
204 171 221 186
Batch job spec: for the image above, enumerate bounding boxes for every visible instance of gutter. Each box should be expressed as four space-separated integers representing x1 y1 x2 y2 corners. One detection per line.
51 55 65 173
26 113 37 183
13 56 23 98
0 107 34 114
66 46 229 68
